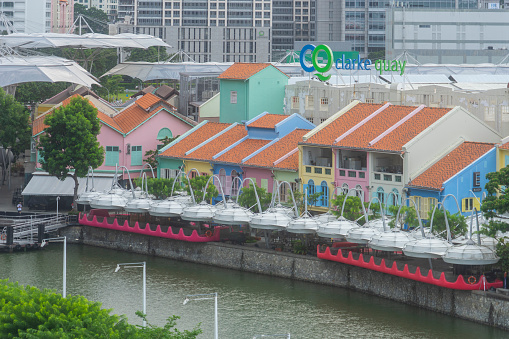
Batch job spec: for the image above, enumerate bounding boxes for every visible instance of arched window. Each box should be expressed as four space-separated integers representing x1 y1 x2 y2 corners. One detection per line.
377 187 385 205
341 183 349 195
157 127 173 140
307 180 315 206
321 181 329 207
231 170 239 196
219 168 226 192
390 189 399 207
355 184 364 200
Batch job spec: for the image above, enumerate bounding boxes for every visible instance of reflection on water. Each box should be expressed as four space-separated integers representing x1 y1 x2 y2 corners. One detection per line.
1 244 508 339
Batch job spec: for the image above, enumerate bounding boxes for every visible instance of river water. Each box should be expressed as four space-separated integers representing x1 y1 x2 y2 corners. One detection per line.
1 244 507 339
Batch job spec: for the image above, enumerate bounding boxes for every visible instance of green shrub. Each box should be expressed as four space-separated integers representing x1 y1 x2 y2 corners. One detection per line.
0 279 201 339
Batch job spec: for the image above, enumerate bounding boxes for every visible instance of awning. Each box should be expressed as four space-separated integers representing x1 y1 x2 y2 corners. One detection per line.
22 172 115 196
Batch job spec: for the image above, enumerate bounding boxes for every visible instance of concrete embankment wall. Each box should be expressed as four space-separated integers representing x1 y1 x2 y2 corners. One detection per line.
60 225 509 331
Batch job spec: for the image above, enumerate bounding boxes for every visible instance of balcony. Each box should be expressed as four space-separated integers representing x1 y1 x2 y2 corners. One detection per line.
373 172 402 183
337 168 366 179
305 166 332 176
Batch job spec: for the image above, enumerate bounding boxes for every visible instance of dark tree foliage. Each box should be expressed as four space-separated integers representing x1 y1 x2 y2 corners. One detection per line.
0 89 31 158
482 167 509 219
39 97 104 209
14 82 69 104
74 4 109 34
236 184 272 212
127 46 170 63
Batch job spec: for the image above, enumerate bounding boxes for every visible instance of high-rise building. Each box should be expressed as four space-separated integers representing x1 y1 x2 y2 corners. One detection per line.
51 0 75 33
76 0 118 21
0 0 52 33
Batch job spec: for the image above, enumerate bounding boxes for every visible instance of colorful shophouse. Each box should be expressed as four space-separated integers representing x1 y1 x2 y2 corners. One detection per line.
218 63 289 123
156 113 314 201
407 142 496 218
32 93 197 179
298 101 501 213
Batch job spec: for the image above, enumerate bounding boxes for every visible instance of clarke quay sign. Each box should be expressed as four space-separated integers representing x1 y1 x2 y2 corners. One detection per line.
300 44 406 82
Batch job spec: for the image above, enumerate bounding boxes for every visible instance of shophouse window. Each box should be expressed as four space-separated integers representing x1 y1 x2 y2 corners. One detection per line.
230 91 237 104
105 146 120 166
131 146 143 166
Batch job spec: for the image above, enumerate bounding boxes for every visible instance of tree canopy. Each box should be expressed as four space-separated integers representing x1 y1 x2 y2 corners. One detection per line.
0 279 201 338
74 4 109 34
38 96 104 209
481 166 509 219
127 46 170 63
0 88 31 158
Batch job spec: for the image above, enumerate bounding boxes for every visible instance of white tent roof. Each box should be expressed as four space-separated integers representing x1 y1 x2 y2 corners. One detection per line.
22 172 115 197
0 55 100 87
0 33 170 49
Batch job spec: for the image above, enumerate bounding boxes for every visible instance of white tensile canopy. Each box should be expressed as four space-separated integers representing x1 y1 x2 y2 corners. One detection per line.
0 55 100 88
0 33 170 49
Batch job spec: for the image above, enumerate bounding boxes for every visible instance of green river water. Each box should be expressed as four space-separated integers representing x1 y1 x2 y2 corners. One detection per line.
1 244 508 339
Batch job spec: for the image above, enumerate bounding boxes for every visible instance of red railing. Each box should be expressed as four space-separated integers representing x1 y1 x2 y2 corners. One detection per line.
317 245 502 290
79 213 221 242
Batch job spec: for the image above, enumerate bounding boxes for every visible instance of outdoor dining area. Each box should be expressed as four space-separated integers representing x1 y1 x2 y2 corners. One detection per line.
76 166 504 290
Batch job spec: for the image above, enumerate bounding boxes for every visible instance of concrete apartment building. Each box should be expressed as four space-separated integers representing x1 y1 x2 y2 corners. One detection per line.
0 0 51 33
285 80 509 136
76 0 118 21
386 8 509 64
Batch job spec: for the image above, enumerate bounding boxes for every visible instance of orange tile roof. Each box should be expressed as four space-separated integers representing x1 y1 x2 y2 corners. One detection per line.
136 92 162 110
248 114 289 129
185 125 247 161
32 94 97 136
303 103 384 146
275 152 299 171
159 122 232 158
408 142 494 190
499 142 509 150
215 138 271 164
303 103 452 152
218 63 288 80
245 129 309 169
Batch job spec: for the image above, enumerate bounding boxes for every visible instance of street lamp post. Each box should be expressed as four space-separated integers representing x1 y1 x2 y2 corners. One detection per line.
56 196 60 219
183 293 218 339
42 236 67 297
114 262 147 327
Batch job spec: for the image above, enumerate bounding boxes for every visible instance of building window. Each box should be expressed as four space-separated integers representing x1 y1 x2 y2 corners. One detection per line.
321 181 328 207
410 196 438 219
231 170 240 196
291 96 299 109
355 184 364 200
230 91 237 104
157 127 173 140
105 146 120 166
161 168 178 179
462 197 480 213
341 183 349 195
320 97 328 111
376 187 385 204
306 117 314 123
320 118 327 124
219 168 227 191
473 172 480 187
305 95 314 109
261 178 268 190
131 145 142 166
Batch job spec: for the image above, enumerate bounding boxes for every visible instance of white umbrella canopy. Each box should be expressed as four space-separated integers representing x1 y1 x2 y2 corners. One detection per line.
0 55 100 87
0 32 171 49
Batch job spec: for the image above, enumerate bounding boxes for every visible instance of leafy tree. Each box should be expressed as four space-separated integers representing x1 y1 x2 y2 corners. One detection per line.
0 88 31 158
388 205 419 229
146 135 179 169
480 220 509 238
184 175 218 202
236 184 272 212
482 167 509 219
39 97 104 210
133 177 175 199
496 239 509 272
427 209 467 239
14 82 69 104
127 46 170 63
94 75 124 101
74 3 109 34
0 279 201 338
330 194 366 223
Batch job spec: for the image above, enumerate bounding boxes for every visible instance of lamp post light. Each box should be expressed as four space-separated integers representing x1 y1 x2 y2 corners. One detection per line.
56 196 60 219
114 262 147 327
183 293 218 339
41 236 67 297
